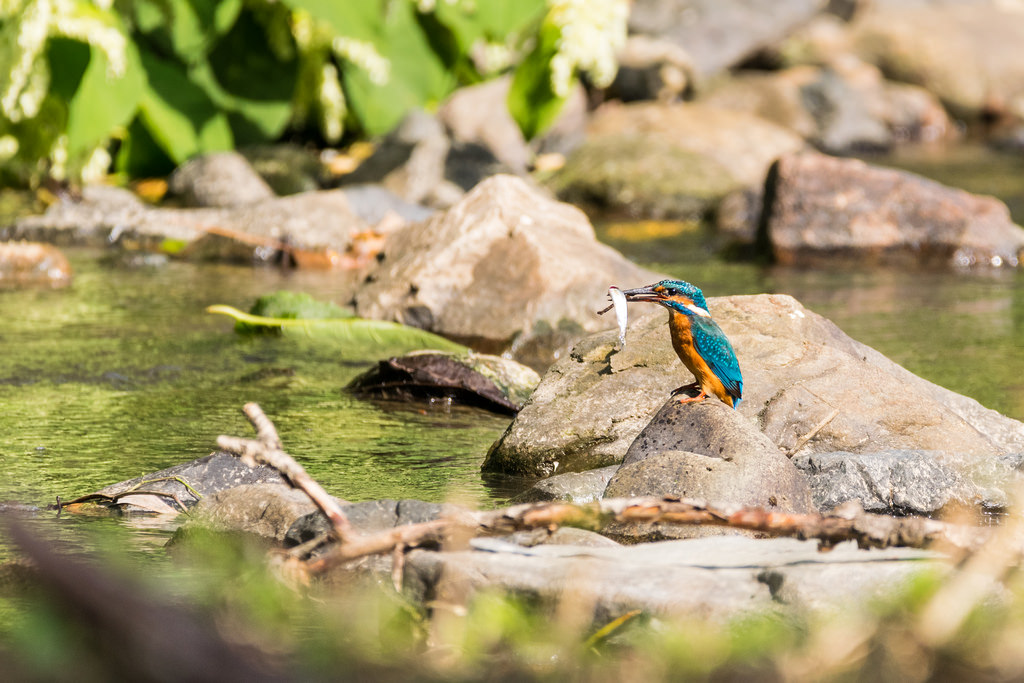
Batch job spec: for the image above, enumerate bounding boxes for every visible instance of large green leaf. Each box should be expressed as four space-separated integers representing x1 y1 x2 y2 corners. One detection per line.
340 0 453 136
206 305 468 356
472 0 546 40
136 50 234 163
286 0 385 42
507 20 567 140
127 0 243 65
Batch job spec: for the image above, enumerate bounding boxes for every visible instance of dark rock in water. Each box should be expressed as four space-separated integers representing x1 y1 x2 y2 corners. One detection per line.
764 151 1024 267
168 151 275 207
81 452 285 513
486 294 1024 478
403 536 938 623
629 0 826 84
0 241 72 289
348 351 540 414
511 466 619 504
604 400 813 541
793 450 1024 515
354 175 657 366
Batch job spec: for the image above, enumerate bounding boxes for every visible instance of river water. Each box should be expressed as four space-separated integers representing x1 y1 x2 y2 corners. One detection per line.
0 148 1022 557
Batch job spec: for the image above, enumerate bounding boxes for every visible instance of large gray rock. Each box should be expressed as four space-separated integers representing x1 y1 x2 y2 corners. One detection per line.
549 102 805 220
485 293 1024 477
629 0 827 85
794 450 1024 514
168 151 275 207
512 466 619 504
354 175 658 366
185 483 316 541
403 536 938 623
764 152 1024 267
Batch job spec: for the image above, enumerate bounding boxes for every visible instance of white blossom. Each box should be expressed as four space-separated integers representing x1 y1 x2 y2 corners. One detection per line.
332 36 390 86
546 0 628 97
318 62 346 144
0 134 19 161
79 144 110 183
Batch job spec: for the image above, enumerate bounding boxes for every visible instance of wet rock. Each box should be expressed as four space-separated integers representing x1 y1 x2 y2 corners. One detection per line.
10 186 368 266
80 452 285 513
348 350 540 415
0 241 72 289
794 450 1024 515
485 293 1024 478
550 102 805 220
403 536 938 623
185 483 317 541
764 152 1024 267
168 151 275 207
701 60 953 153
852 3 1024 123
629 0 827 85
501 527 621 549
512 466 619 504
354 175 657 366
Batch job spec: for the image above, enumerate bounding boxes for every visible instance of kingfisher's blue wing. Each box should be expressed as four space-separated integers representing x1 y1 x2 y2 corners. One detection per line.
692 316 743 400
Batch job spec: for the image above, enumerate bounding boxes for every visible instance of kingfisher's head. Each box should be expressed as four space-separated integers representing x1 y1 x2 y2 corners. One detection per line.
621 279 711 318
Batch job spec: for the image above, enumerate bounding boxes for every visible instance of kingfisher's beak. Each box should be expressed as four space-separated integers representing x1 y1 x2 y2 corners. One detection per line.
619 285 665 303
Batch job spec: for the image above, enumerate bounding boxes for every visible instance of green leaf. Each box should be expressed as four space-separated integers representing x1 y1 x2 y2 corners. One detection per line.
248 291 354 322
128 0 243 65
136 50 234 163
116 117 175 177
507 20 567 140
206 305 468 356
472 0 546 40
340 1 453 136
62 40 145 158
287 0 385 43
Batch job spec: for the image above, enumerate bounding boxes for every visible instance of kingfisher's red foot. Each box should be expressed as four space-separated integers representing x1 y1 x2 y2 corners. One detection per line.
677 390 708 404
670 382 700 396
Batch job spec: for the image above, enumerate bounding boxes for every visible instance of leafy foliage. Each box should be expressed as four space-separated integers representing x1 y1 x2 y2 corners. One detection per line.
0 0 627 186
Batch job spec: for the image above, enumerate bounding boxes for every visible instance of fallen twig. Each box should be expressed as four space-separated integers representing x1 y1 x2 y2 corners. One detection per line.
786 407 840 457
218 403 354 543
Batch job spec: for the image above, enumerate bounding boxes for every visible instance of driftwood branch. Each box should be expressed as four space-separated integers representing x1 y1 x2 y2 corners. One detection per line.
218 404 994 580
217 403 354 543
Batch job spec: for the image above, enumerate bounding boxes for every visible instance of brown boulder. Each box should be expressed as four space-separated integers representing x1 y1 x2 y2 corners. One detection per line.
764 152 1024 267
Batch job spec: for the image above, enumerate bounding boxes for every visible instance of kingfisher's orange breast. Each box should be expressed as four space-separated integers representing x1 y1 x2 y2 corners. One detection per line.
667 310 735 406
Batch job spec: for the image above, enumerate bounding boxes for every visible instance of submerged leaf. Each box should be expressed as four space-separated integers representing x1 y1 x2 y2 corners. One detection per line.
206 304 467 355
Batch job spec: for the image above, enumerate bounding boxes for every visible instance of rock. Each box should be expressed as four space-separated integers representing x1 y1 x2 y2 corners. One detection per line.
341 110 506 209
501 527 621 549
354 175 658 366
603 400 814 540
0 242 72 289
347 350 540 415
629 0 827 85
240 144 326 195
700 60 954 153
402 536 938 623
285 498 452 547
168 152 275 207
340 184 435 226
852 3 1024 122
550 102 805 220
794 450 1024 514
185 483 317 541
438 77 531 174
512 466 619 504
763 152 1024 267
10 187 369 267
607 35 694 103
485 293 1024 478
82 452 285 513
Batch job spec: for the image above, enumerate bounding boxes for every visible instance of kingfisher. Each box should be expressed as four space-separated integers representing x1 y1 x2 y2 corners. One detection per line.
613 280 743 409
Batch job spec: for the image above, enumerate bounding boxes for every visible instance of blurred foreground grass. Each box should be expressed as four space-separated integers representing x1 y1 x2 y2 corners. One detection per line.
3 517 1024 682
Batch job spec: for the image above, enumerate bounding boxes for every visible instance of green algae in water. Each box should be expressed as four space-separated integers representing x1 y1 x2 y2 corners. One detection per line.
0 250 512 510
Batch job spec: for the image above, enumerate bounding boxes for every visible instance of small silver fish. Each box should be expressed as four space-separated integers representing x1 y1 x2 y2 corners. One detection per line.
609 286 628 347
